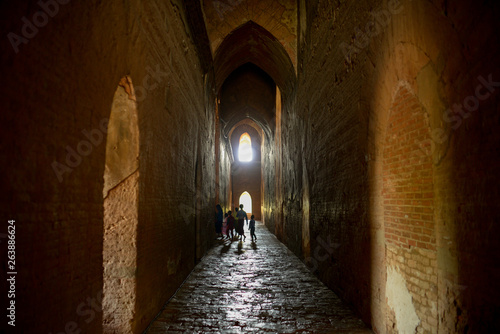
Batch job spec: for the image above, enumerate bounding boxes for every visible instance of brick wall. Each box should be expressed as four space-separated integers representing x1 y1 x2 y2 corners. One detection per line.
1 0 499 333
294 0 374 325
293 0 500 332
383 86 436 251
383 86 438 333
262 132 278 234
218 135 233 215
0 1 216 333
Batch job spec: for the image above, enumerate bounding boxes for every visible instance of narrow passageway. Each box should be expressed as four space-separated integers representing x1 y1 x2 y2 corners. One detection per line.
146 221 371 333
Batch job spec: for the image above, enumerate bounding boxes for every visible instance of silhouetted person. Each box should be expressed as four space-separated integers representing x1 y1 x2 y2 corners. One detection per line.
249 214 257 242
236 204 248 241
215 204 223 239
234 207 240 239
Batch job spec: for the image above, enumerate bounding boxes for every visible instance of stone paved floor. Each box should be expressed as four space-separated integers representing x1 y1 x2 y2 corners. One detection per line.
146 221 372 333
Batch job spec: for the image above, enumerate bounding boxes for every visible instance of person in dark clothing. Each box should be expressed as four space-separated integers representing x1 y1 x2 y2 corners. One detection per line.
215 204 223 238
234 207 239 238
249 214 257 242
236 204 248 241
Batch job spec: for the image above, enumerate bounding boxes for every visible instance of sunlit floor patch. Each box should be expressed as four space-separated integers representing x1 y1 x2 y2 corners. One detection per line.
146 221 372 333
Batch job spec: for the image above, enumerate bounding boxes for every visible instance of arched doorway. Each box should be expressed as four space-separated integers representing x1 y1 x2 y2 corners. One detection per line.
382 84 437 332
102 76 139 333
239 191 252 216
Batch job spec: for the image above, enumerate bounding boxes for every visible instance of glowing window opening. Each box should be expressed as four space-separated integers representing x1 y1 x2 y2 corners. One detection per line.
238 132 253 162
239 191 252 214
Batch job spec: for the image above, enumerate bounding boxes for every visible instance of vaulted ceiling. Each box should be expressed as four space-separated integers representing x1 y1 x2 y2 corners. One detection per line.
219 62 276 136
184 0 298 136
202 0 298 69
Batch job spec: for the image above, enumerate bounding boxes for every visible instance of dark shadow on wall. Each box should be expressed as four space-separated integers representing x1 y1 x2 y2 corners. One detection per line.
451 70 500 332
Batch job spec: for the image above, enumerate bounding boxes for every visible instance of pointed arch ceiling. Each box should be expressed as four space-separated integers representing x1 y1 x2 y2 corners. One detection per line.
219 62 276 137
213 20 296 94
203 0 297 70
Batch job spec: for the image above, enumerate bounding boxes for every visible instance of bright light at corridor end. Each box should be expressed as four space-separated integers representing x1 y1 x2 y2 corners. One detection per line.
238 132 253 161
239 191 252 213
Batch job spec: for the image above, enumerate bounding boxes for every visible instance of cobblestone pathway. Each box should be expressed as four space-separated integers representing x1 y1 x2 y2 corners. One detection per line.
146 221 372 333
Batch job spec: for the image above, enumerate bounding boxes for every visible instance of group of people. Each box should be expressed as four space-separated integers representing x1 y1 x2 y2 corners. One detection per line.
215 204 257 242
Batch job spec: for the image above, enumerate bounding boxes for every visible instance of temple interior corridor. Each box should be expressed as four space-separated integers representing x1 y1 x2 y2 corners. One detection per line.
1 0 500 333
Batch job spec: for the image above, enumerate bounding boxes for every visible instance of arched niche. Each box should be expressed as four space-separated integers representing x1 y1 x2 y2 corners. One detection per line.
102 76 140 333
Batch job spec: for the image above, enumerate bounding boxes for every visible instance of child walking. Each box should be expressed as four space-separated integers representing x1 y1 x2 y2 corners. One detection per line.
249 215 257 242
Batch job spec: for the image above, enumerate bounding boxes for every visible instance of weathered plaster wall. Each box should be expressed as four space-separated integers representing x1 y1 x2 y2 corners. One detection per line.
0 1 216 333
